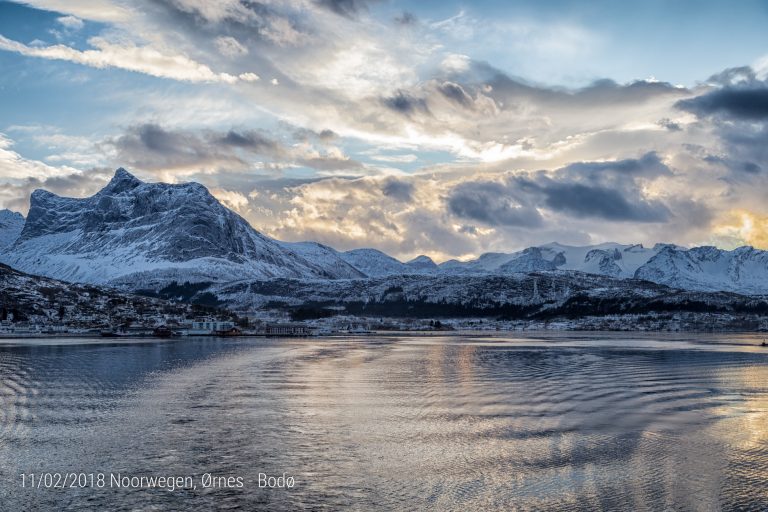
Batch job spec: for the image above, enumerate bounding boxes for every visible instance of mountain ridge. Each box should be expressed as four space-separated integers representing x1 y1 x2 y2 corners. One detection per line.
2 168 768 297
2 168 363 285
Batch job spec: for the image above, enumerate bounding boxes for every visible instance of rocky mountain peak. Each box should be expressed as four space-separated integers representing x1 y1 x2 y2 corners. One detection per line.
100 167 144 196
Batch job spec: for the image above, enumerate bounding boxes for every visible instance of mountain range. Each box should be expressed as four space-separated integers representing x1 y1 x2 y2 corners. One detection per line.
2 168 768 309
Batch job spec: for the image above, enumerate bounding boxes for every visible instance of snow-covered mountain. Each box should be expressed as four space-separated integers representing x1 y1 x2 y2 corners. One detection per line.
0 261 195 325
439 242 768 295
440 242 672 277
634 245 768 294
4 168 768 298
0 169 365 286
406 255 439 273
0 209 24 251
340 248 414 277
279 241 365 279
211 270 768 328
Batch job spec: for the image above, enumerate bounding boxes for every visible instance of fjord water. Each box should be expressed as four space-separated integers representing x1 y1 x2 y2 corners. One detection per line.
1 335 768 510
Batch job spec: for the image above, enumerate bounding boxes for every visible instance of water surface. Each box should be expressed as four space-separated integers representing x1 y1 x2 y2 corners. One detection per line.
1 333 768 510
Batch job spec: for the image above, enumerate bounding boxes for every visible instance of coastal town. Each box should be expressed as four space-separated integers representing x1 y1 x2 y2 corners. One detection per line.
0 309 444 339
7 257 768 338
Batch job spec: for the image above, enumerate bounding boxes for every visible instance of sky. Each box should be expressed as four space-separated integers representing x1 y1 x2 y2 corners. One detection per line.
0 0 767 262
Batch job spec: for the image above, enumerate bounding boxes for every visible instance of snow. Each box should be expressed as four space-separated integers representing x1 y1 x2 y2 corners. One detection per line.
0 169 369 285
340 248 414 277
0 209 24 252
5 168 768 299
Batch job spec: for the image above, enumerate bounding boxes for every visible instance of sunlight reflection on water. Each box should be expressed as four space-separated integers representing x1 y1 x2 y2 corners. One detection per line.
1 334 767 510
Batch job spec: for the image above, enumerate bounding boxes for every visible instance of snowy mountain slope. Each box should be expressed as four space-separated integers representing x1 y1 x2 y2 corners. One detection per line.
5 168 768 297
536 242 681 277
340 248 415 277
634 245 768 294
211 270 768 321
0 261 195 324
440 252 518 273
440 242 672 278
406 255 438 272
433 241 768 295
279 241 366 279
0 209 24 252
0 169 364 286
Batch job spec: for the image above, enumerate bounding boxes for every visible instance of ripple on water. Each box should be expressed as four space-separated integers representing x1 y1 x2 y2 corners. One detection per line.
1 336 768 510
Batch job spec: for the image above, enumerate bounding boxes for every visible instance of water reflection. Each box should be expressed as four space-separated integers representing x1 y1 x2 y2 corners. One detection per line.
1 335 768 510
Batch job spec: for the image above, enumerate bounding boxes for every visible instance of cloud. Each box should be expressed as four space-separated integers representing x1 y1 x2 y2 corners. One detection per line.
0 133 70 181
523 181 670 222
0 34 239 83
13 0 132 22
437 81 473 108
210 188 249 211
0 133 112 211
677 70 768 178
239 72 260 81
105 123 363 175
381 178 414 202
107 124 245 172
382 90 430 116
447 153 672 226
713 210 768 249
315 0 378 18
56 15 84 30
657 118 682 131
260 174 477 260
519 153 672 222
3 1 767 259
214 36 248 58
677 87 768 120
218 130 280 152
447 181 543 227
12 0 679 168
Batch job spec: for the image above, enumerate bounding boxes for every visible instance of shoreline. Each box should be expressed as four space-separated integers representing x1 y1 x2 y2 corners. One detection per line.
3 328 768 340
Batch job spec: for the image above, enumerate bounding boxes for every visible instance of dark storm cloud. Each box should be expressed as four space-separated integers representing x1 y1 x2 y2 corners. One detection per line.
560 152 670 180
218 130 280 152
108 124 247 170
742 161 762 173
519 152 672 222
677 68 768 178
132 123 191 153
704 155 763 174
713 122 768 176
381 178 414 202
676 66 768 120
106 124 361 173
447 181 543 228
383 91 430 116
517 179 670 222
447 153 672 226
437 82 473 108
677 88 768 120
